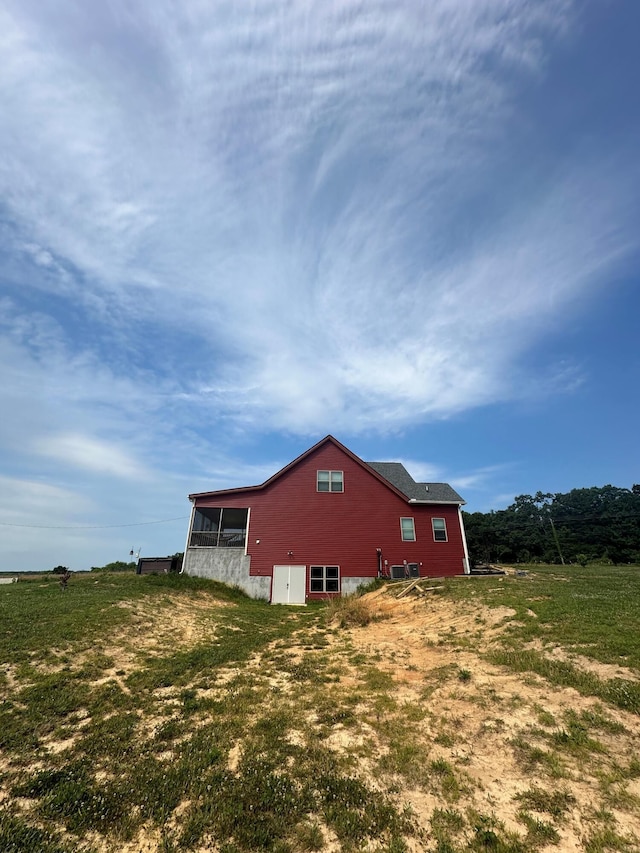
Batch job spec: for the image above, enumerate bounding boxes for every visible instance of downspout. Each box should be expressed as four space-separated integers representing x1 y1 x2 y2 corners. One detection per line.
180 499 196 574
458 506 471 575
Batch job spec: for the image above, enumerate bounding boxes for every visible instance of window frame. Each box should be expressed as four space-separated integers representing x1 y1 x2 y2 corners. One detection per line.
190 507 248 548
432 517 448 542
400 517 416 541
316 470 344 493
309 565 340 593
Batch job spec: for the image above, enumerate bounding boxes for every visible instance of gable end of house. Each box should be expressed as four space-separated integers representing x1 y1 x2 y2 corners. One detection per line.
183 437 470 599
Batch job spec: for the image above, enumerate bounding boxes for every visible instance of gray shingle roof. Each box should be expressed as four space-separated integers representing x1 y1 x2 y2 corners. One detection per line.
366 461 465 504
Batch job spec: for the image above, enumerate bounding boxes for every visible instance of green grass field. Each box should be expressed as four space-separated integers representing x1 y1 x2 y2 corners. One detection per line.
441 564 640 713
1 566 639 852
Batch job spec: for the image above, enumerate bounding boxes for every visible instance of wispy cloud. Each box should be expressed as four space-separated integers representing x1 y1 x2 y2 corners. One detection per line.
0 475 89 523
450 464 515 493
4 0 634 437
36 433 150 480
0 475 91 571
0 1 638 567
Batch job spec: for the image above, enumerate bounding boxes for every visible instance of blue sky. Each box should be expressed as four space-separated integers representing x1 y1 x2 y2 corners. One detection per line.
1 0 639 572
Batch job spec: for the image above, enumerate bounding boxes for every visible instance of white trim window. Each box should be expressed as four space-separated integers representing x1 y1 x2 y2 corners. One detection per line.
400 517 416 541
317 470 343 492
310 565 340 593
432 518 448 542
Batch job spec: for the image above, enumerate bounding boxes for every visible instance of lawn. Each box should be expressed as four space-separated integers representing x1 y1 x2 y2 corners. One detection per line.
1 566 639 852
441 564 640 714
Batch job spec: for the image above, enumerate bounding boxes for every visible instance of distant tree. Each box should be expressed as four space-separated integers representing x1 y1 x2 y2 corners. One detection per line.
464 484 640 566
52 565 70 574
90 561 136 573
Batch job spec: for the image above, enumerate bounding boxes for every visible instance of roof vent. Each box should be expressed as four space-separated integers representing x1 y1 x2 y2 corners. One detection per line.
425 485 429 492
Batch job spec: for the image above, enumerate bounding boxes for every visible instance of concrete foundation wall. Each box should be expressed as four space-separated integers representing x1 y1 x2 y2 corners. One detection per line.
182 548 271 600
183 554 379 600
340 576 374 596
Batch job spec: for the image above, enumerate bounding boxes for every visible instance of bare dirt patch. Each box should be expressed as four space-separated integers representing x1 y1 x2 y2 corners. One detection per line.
524 639 640 684
317 586 640 850
108 591 232 667
136 585 638 849
4 583 640 852
38 591 234 758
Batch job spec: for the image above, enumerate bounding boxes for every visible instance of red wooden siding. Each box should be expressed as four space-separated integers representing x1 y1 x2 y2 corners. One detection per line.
193 442 465 595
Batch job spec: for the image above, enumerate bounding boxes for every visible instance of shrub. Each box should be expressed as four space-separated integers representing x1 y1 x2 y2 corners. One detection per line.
90 561 136 573
326 594 377 628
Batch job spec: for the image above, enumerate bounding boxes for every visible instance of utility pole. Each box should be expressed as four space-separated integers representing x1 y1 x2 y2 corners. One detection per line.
548 517 565 565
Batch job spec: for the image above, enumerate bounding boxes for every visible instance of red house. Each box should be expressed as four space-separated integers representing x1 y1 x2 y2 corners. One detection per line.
182 436 469 603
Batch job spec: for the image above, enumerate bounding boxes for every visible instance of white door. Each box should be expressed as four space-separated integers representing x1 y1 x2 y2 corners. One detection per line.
271 565 306 605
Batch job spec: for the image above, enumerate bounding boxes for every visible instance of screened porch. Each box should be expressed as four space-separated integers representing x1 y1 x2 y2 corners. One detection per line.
189 507 248 548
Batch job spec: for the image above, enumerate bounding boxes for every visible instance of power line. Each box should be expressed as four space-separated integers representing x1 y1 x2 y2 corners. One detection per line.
0 516 189 530
466 511 640 525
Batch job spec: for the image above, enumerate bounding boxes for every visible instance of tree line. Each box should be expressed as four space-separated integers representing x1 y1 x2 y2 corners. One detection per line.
463 485 640 566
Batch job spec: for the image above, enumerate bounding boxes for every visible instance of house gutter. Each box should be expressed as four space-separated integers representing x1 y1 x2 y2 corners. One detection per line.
458 506 471 575
407 499 465 505
244 507 251 556
180 499 195 574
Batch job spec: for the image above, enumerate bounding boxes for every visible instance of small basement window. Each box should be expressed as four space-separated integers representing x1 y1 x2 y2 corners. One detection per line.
317 470 343 492
432 518 448 542
310 565 340 593
400 517 416 541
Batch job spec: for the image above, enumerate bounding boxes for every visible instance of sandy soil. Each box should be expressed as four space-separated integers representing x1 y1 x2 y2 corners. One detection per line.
114 585 640 851
5 586 640 851
322 585 640 851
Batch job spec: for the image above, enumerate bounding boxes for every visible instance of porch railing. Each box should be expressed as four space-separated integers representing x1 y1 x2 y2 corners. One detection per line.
189 531 246 548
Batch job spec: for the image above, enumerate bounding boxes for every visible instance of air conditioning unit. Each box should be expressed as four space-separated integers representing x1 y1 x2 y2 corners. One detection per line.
390 563 420 579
